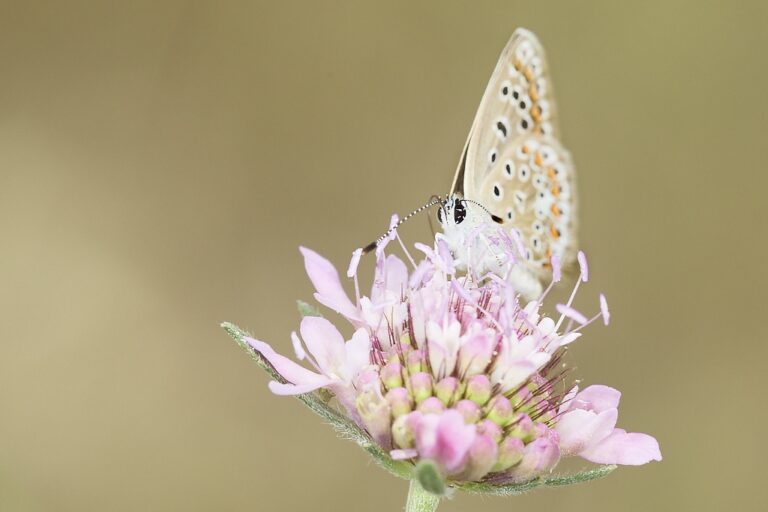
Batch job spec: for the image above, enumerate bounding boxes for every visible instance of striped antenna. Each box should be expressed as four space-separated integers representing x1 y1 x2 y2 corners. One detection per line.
362 197 445 255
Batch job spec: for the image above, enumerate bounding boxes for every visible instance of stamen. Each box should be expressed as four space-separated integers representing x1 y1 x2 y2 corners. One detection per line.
600 293 610 325
556 304 589 325
577 250 589 282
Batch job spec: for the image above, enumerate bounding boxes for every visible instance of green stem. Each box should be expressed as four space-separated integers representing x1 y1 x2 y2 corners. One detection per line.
405 479 440 512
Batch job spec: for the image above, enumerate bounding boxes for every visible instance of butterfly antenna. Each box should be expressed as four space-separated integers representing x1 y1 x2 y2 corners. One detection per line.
426 194 443 239
362 197 444 255
461 198 504 224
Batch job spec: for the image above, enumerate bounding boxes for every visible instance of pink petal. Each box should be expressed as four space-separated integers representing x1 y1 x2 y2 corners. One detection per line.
299 316 346 376
268 379 333 395
574 385 621 413
347 248 363 278
580 429 662 465
345 328 372 374
372 254 408 302
411 410 476 474
290 331 306 361
390 448 418 460
555 408 618 455
245 337 330 390
433 410 477 473
299 246 360 320
511 436 561 479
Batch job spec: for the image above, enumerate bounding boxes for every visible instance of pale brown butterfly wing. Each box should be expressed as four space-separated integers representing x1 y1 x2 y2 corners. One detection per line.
474 136 578 280
450 28 577 279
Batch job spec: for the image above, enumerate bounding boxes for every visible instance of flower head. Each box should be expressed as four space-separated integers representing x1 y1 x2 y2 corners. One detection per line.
230 223 660 491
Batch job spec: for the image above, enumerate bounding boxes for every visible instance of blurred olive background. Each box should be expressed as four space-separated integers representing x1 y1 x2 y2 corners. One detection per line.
1 1 766 511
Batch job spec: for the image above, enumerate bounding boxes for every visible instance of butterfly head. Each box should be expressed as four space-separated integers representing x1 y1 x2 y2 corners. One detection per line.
437 194 504 230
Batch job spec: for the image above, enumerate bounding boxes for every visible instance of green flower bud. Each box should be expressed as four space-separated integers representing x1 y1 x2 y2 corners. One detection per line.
409 372 433 404
385 387 413 417
465 374 492 405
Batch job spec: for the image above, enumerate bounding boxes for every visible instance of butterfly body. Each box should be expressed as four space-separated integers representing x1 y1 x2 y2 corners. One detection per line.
441 28 578 298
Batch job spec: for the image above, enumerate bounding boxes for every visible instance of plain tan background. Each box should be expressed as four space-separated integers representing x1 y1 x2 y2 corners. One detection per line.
1 1 766 511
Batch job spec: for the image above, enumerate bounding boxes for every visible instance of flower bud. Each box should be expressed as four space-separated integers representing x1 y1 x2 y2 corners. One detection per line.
476 419 502 443
355 389 391 447
409 372 433 404
435 377 460 405
509 386 533 409
493 435 525 471
380 362 404 390
461 433 498 481
418 396 446 414
454 399 482 424
391 413 415 449
507 413 536 443
509 436 561 480
386 387 413 417
406 350 424 374
486 395 515 427
465 374 492 405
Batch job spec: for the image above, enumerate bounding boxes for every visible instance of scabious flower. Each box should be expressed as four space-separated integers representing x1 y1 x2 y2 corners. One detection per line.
224 222 660 501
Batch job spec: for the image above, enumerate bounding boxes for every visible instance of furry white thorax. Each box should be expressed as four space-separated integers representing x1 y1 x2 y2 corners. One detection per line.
436 195 543 301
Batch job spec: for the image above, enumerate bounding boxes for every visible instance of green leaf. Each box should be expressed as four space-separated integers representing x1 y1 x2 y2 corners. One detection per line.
415 460 447 496
456 464 617 496
221 321 412 481
297 300 322 318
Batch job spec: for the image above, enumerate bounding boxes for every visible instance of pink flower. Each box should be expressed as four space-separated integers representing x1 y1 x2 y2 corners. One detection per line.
246 316 371 415
230 223 661 486
556 385 662 465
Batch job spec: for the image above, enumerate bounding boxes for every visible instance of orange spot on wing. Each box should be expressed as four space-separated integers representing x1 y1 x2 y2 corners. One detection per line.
531 105 541 121
522 144 529 154
530 86 539 102
547 167 556 179
552 184 561 197
551 204 561 217
523 67 534 82
550 224 561 240
535 152 543 166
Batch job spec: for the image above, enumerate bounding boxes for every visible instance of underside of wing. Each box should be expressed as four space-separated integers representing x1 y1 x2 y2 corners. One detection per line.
473 135 578 279
453 28 560 199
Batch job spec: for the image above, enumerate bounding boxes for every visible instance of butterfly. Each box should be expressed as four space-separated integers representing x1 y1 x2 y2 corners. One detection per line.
436 28 578 299
364 29 577 300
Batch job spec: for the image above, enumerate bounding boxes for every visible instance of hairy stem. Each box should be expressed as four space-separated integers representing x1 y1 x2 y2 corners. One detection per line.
405 480 440 512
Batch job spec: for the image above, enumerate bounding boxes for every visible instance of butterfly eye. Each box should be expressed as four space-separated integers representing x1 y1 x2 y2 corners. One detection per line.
453 201 467 224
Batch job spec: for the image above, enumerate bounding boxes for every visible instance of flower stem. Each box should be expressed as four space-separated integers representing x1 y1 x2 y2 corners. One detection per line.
405 479 440 512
